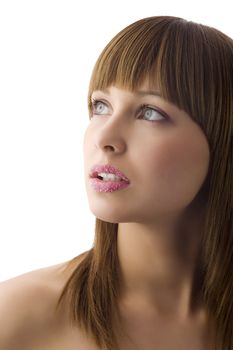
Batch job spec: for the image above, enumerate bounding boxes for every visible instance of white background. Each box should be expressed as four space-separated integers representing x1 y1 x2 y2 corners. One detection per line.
0 0 232 281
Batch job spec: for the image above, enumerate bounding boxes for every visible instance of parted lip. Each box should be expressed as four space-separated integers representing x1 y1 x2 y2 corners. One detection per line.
89 164 130 183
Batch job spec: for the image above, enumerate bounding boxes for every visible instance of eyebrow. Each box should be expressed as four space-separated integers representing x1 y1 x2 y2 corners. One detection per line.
93 88 162 98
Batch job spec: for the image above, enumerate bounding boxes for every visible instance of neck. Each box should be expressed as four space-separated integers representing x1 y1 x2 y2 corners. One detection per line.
116 211 206 320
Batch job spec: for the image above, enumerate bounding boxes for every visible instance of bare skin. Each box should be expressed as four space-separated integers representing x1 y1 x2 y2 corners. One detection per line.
0 260 98 350
0 78 214 348
0 259 213 350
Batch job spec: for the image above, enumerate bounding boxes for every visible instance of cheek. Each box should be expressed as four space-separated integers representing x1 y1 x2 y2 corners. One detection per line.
83 128 93 157
138 131 210 203
83 128 92 174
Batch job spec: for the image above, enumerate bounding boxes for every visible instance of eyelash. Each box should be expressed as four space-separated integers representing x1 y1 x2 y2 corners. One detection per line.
89 98 168 123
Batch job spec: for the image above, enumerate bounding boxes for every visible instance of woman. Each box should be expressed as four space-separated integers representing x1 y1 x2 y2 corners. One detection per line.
0 16 232 350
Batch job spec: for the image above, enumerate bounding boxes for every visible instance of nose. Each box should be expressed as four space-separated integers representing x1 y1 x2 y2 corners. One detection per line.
94 114 128 154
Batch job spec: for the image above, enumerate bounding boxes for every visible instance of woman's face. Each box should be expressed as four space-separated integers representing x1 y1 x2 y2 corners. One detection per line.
83 78 210 225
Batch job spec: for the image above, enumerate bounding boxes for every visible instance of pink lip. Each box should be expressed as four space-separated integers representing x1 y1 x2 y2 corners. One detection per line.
89 164 130 183
89 164 130 193
89 178 130 192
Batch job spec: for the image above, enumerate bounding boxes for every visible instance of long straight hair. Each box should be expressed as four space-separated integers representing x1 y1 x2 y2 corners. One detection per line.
57 16 233 350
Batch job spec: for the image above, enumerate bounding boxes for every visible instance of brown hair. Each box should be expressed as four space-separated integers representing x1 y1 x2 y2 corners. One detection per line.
57 16 233 349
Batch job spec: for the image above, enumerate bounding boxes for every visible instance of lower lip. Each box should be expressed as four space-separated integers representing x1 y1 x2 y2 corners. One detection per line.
89 178 130 192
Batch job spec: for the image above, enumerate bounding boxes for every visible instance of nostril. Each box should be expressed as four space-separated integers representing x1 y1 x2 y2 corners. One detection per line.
104 145 115 151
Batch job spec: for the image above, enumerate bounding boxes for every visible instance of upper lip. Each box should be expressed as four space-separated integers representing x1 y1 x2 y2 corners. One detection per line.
89 164 130 183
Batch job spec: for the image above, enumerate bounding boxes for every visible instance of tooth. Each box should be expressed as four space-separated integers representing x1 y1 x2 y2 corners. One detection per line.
98 172 122 181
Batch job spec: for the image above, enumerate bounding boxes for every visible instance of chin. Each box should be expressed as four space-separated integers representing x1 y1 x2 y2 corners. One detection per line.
89 205 134 224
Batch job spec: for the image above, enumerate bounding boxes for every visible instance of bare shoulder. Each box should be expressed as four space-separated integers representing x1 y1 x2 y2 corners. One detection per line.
0 260 72 349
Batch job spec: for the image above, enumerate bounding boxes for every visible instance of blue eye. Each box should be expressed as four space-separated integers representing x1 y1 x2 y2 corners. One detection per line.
139 105 166 122
89 99 168 123
90 99 109 115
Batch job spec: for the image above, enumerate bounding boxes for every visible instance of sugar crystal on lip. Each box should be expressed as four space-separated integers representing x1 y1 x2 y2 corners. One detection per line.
99 183 119 192
90 178 129 192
